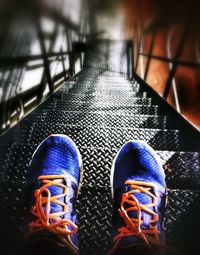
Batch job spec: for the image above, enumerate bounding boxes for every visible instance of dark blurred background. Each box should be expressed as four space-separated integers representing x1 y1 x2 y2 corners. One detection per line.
0 0 200 133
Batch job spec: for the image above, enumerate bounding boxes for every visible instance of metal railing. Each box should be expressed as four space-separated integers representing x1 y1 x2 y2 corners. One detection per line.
0 0 90 134
122 0 200 128
132 24 200 126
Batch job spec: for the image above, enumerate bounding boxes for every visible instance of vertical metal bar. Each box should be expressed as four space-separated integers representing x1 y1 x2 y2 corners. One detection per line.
36 18 54 94
79 52 83 69
60 47 67 82
167 27 180 112
126 41 130 78
88 0 96 35
127 40 134 79
144 31 156 81
35 15 59 104
66 29 74 77
132 40 134 73
163 28 187 99
135 32 142 72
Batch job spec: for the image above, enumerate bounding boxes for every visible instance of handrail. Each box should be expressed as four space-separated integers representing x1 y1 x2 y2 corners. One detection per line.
0 0 90 133
0 52 72 65
163 27 187 99
139 53 200 69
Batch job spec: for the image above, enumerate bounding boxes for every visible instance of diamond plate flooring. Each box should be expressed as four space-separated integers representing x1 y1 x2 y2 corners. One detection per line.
0 40 200 255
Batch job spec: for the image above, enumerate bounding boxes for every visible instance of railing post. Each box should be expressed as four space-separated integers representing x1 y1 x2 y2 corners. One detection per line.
36 18 54 94
60 48 67 82
163 28 187 99
126 40 134 79
144 31 156 81
135 32 143 73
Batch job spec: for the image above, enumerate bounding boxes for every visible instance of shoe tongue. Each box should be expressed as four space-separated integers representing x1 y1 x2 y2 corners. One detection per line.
116 180 154 249
123 178 154 227
40 184 64 218
36 170 78 219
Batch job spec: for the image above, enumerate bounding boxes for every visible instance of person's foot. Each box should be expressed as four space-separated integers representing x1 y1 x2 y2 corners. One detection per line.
109 140 167 255
25 134 83 255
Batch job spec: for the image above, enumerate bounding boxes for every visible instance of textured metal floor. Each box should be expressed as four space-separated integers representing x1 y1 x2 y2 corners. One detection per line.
0 40 200 255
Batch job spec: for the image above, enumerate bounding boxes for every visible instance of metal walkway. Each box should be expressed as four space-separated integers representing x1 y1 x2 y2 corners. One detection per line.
0 40 200 255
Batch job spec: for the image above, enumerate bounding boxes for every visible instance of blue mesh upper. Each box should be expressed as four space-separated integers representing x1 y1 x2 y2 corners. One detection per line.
112 141 166 247
27 135 82 248
28 135 81 184
113 141 165 191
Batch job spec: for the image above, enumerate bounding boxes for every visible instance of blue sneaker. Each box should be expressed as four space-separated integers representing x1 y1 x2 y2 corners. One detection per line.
26 134 83 255
109 140 167 255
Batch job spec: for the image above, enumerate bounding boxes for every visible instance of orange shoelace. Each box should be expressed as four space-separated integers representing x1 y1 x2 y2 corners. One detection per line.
29 175 78 237
112 180 162 250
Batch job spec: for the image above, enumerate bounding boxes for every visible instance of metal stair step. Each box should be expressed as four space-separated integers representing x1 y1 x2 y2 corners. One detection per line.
2 169 194 255
24 124 181 151
69 82 139 91
68 82 138 89
0 180 113 255
50 97 152 106
158 151 200 189
0 181 28 255
48 102 159 115
65 78 139 86
69 77 137 84
57 90 146 98
65 86 140 94
33 111 167 129
1 144 33 182
5 144 192 190
77 187 200 254
2 145 195 192
1 145 115 184
60 81 140 92
0 177 199 255
165 189 200 252
77 70 127 78
0 105 160 145
53 91 147 100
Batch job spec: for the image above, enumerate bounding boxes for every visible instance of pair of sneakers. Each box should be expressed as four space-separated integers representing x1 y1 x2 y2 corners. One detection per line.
25 134 167 255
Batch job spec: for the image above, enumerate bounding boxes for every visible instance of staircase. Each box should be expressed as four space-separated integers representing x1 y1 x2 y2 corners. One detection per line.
0 40 200 255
